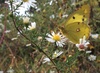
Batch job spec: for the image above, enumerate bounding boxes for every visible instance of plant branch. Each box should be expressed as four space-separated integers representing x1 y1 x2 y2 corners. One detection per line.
11 14 60 72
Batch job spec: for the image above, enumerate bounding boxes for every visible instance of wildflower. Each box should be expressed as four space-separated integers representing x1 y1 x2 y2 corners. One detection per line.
6 0 37 16
86 50 92 54
29 69 32 73
7 67 14 73
5 1 26 16
37 36 42 40
88 55 96 61
26 43 31 47
62 14 68 18
49 0 53 5
68 55 72 57
5 30 11 33
52 50 63 59
0 71 3 73
50 14 55 19
50 70 55 73
23 17 30 24
11 37 17 41
42 57 50 64
71 0 76 5
23 0 29 2
0 14 4 19
76 36 90 51
45 31 67 47
22 0 37 8
91 34 99 39
27 22 36 30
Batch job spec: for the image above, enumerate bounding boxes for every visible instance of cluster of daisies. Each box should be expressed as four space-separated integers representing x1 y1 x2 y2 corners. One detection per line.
5 0 37 16
4 0 98 65
44 31 98 63
5 16 36 45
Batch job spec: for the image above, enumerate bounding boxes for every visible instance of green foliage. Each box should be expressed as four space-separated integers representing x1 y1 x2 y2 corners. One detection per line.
0 0 100 73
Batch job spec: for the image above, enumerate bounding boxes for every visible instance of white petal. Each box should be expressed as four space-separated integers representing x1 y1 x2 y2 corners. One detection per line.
57 32 60 35
43 57 50 63
26 43 31 46
88 55 96 61
11 37 17 41
45 38 55 43
56 41 63 47
31 22 36 27
84 42 90 47
51 31 55 36
52 50 63 59
86 51 92 53
91 34 99 39
79 38 82 44
46 33 53 38
58 51 63 56
62 14 68 18
5 30 11 33
76 44 79 48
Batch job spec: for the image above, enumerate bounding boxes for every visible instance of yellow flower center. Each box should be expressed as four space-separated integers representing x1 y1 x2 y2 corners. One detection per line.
53 34 61 41
52 53 57 59
23 0 29 2
29 27 35 30
23 17 30 24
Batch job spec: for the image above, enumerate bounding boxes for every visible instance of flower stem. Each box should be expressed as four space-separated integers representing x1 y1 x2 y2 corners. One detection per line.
11 13 60 73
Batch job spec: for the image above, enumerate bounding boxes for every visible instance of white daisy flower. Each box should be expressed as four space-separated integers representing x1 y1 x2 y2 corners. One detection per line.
23 17 30 24
76 36 90 51
5 0 37 16
5 1 25 15
52 50 63 59
7 67 14 73
45 31 67 47
22 0 37 8
90 34 99 39
27 22 36 30
88 55 96 61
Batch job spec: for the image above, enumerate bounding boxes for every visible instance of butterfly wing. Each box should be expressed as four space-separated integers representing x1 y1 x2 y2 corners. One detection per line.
60 22 90 44
59 4 90 44
65 4 90 25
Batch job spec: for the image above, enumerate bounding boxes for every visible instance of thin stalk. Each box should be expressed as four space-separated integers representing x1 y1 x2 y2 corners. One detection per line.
11 14 60 72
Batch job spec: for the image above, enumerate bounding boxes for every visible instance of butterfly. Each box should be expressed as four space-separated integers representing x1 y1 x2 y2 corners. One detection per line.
59 4 91 44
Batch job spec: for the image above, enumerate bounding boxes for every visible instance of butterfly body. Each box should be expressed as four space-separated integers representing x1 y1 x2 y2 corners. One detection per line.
59 4 91 44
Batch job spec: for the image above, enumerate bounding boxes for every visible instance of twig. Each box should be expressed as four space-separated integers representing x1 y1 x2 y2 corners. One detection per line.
11 13 60 73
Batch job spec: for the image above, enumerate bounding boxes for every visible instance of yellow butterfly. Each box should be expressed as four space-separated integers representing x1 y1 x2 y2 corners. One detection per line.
59 4 91 44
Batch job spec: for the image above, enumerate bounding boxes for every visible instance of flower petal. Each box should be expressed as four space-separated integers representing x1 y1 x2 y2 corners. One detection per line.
45 38 55 43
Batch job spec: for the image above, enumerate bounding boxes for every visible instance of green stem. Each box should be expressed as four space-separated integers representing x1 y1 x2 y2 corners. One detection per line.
11 13 60 72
